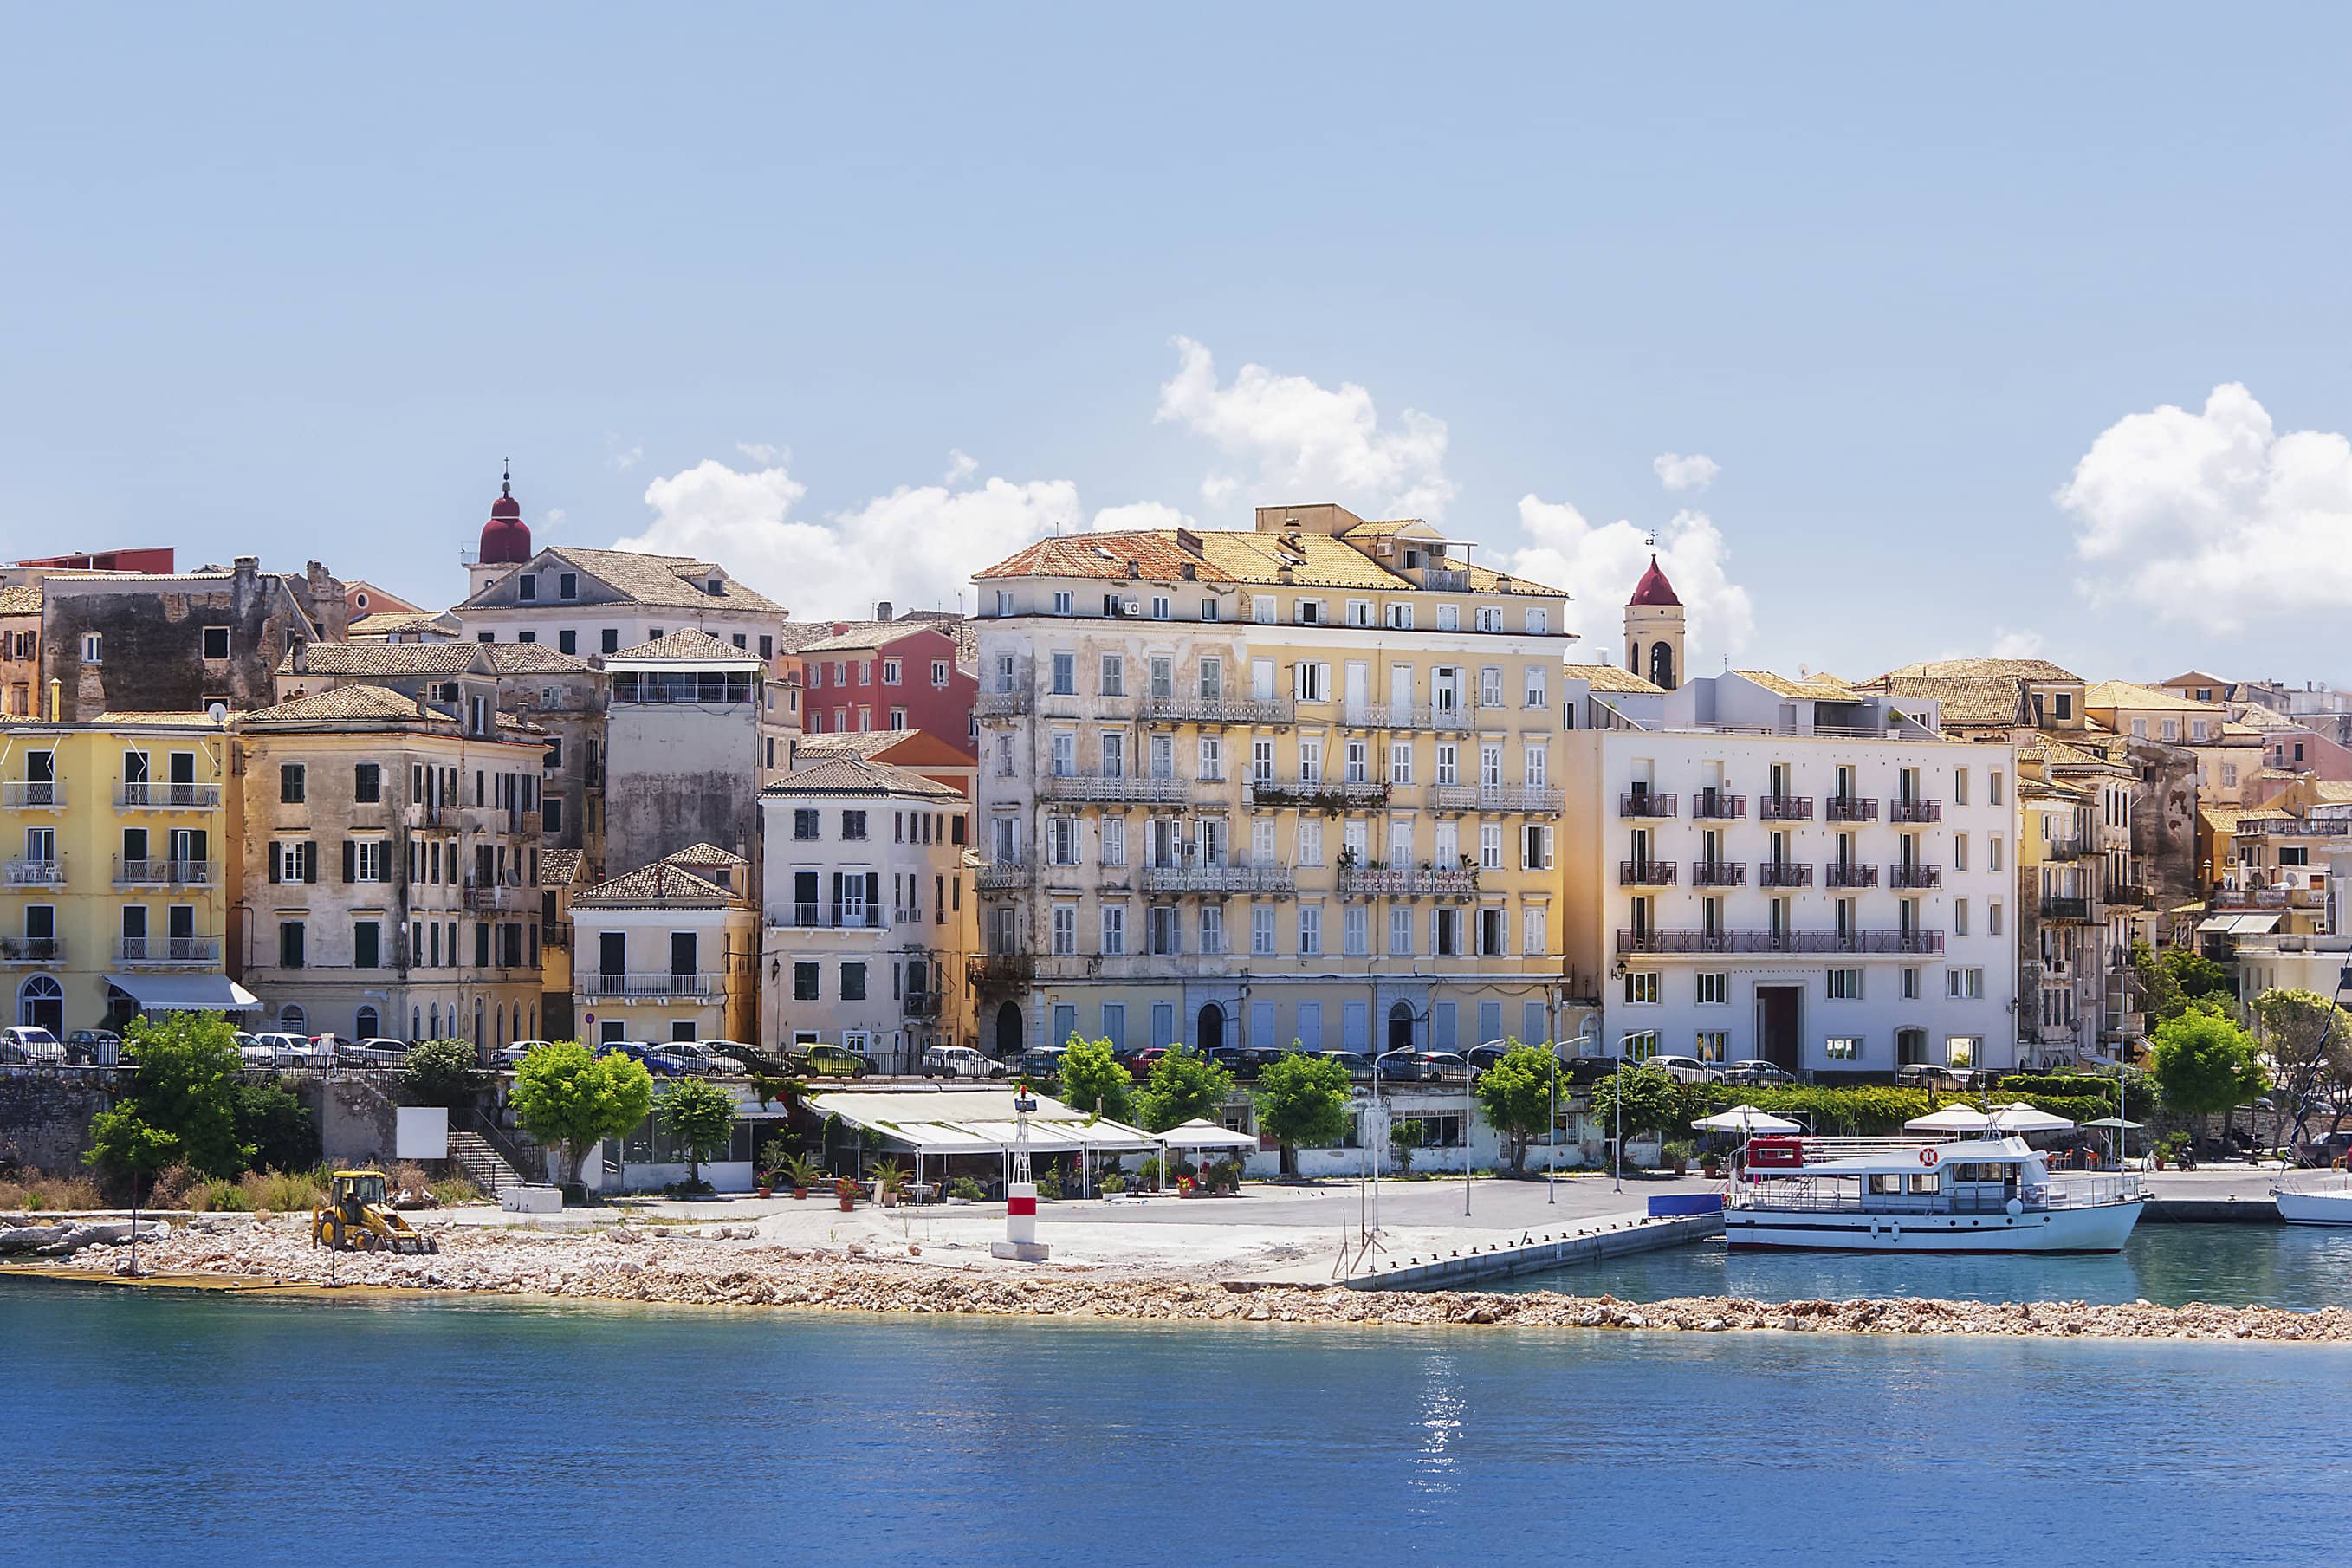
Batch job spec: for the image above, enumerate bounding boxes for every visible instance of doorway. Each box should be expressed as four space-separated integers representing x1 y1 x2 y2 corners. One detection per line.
1197 1001 1226 1053
1757 985 1801 1073
1388 1001 1416 1053
995 1001 1023 1058
17 975 62 1035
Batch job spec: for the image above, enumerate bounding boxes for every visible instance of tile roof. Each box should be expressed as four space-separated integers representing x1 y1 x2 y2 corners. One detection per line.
2161 670 2230 688
237 685 449 726
537 547 784 614
761 755 960 799
1565 662 1667 695
1878 658 2083 682
0 584 42 616
485 642 594 675
975 526 1566 598
2085 679 2224 713
792 619 967 656
348 610 457 637
542 849 586 887
492 709 548 735
1870 675 2026 729
87 710 229 729
570 860 735 908
281 641 486 677
608 627 751 661
1733 669 1863 702
663 842 748 867
793 731 907 760
975 529 1238 584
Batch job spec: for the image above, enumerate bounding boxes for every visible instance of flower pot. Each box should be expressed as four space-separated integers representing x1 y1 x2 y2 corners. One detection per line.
1672 1160 1688 1176
757 1186 773 1199
792 1188 807 1200
838 1195 855 1211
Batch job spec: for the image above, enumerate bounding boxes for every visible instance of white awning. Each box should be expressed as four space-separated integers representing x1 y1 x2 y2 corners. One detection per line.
107 975 261 1012
806 1087 1160 1156
2233 913 2284 934
2194 914 2235 934
1157 1118 1259 1150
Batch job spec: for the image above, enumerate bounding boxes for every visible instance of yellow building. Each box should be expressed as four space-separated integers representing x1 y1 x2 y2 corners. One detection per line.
568 848 759 1046
0 710 251 1038
970 502 1573 1059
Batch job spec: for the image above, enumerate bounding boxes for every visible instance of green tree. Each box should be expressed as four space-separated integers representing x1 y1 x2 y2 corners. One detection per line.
2148 1001 2268 1126
2253 988 2352 1143
655 1078 739 1189
2130 939 2184 1026
1471 1040 1559 1171
1133 1050 1235 1132
1057 1034 1132 1123
1586 1064 1683 1163
1388 1116 1425 1174
398 1039 485 1107
1252 1049 1351 1176
231 1081 317 1172
509 1041 655 1189
87 1012 251 1180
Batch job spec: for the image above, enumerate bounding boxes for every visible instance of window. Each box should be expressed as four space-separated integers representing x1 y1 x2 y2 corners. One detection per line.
1344 905 1370 956
1298 905 1322 956
794 962 820 1001
1052 905 1077 956
1827 969 1864 1000
1954 834 1969 871
1100 816 1126 865
840 962 867 1001
1149 905 1181 956
1152 595 1170 619
1052 591 1074 616
1622 1030 1660 1061
1099 654 1124 697
1525 666 1547 709
1522 905 1547 955
351 839 386 882
793 808 820 840
1694 1032 1728 1063
518 575 538 601
1825 1036 1860 1061
1947 1037 1979 1069
1252 595 1276 624
1475 606 1502 632
1101 905 1126 956
601 629 619 655
558 629 577 655
1902 967 1921 1001
1989 900 2005 937
842 810 868 840
1623 972 1660 1005
1947 967 1986 1000
1252 906 1276 956
1200 597 1221 621
1954 898 1970 936
1387 603 1414 630
353 763 379 803
1346 599 1372 626
1954 768 1969 806
1526 607 1547 635
280 764 306 804
1696 972 1728 1005
1435 743 1458 786
995 590 1015 618
889 707 906 730
202 625 230 660
81 632 101 663
353 920 381 969
1051 653 1076 695
1293 662 1329 703
931 658 949 686
1990 836 2005 872
1388 907 1414 956
1198 737 1222 781
1480 824 1503 870
559 572 578 599
1480 666 1505 707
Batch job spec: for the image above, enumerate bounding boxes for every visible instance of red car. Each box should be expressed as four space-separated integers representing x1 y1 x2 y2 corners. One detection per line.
1127 1046 1179 1080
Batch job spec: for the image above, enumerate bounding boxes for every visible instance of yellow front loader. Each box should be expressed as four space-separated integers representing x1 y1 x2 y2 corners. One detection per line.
310 1169 440 1254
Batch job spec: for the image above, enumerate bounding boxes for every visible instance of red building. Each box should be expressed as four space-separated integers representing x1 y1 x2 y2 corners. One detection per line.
16 547 176 573
788 613 975 746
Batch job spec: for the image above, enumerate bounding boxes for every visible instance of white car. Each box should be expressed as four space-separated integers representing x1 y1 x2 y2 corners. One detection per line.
249 1032 325 1068
1649 1054 1722 1085
0 1026 65 1066
651 1042 731 1078
923 1045 1007 1079
236 1032 276 1068
338 1037 411 1067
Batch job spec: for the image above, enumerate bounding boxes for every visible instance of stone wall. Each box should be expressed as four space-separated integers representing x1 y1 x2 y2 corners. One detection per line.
294 1077 400 1168
0 1073 107 1174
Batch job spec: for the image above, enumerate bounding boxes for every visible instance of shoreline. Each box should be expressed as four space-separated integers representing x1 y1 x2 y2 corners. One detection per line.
10 1221 2350 1345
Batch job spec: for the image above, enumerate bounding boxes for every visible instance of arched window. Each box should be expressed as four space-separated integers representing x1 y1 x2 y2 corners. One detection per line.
995 1001 1023 1058
355 1005 380 1040
280 1003 306 1033
1387 1001 1416 1053
1649 640 1675 690
428 1002 439 1039
18 975 62 1034
474 1001 484 1049
1196 1001 1225 1053
411 1007 422 1041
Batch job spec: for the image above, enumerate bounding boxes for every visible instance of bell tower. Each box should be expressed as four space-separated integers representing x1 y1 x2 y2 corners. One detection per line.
1625 548 1685 691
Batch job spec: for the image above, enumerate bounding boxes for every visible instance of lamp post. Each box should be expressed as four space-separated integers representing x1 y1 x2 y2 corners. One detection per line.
1613 1053 1624 1195
1549 1033 1591 1206
1369 1046 1414 1247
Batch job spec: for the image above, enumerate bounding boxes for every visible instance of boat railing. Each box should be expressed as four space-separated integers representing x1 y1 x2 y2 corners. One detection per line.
2038 1176 2143 1208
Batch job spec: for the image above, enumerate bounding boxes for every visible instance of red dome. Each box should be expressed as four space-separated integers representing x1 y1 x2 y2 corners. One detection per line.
479 471 532 564
1630 553 1681 607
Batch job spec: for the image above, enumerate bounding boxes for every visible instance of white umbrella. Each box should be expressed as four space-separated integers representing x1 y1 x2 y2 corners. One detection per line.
1692 1105 1801 1133
1989 1101 2075 1133
1905 1105 1992 1134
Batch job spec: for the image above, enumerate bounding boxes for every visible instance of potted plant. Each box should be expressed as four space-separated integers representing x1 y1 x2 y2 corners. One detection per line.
1099 1172 1127 1195
947 1177 984 1204
1701 1149 1722 1179
873 1158 909 1208
1662 1139 1694 1176
2156 1131 2190 1170
777 1152 822 1199
835 1176 859 1212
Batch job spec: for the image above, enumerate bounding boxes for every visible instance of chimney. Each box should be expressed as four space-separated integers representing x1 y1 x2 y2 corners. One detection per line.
875 600 893 621
44 678 59 722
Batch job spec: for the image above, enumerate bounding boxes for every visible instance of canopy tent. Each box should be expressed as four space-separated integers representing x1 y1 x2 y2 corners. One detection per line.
1157 1118 1259 1150
2194 912 2284 936
1692 1106 1801 1133
804 1087 1159 1157
2078 1117 2146 1130
107 975 260 1012
1903 1105 1993 1134
1989 1101 2076 1133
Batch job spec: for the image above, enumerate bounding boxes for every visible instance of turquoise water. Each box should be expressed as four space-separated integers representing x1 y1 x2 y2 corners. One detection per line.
1497 1222 2352 1309
5 1279 2351 1567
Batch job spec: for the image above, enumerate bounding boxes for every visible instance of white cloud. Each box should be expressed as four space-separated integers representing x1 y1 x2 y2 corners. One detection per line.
736 442 786 465
1092 501 1193 532
608 444 644 473
613 457 1082 618
945 449 978 483
1156 336 1455 520
1652 452 1720 493
541 508 567 531
1989 626 2046 660
2057 382 2352 630
1505 497 1754 668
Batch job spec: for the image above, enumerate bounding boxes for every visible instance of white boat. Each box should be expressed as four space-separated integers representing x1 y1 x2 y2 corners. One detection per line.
2272 1179 2352 1226
1724 1134 2145 1253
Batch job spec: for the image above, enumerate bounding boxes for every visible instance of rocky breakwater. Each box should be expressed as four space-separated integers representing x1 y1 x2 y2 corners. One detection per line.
0 1218 169 1259
26 1217 2352 1344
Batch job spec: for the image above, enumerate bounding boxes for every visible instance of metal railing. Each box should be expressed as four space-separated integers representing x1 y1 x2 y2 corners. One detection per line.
2241 818 2352 837
1759 795 1814 821
1617 928 1946 956
1825 796 1878 822
1759 861 1813 888
969 955 1035 992
3 858 63 886
1889 798 1943 824
1689 793 1747 820
0 782 62 808
1340 703 1476 732
1619 792 1677 819
902 992 943 1020
2040 897 2092 922
1041 774 1193 805
1429 784 1565 814
2105 884 2154 908
1419 567 1470 591
975 859 1033 894
463 880 529 912
113 858 216 886
580 971 722 1000
1889 863 1943 889
2044 836 2090 861
1139 694 1295 726
117 936 221 963
1824 862 1879 888
1336 865 1480 899
1690 860 1748 887
781 905 885 929
0 939 62 963
1619 860 1679 887
1247 777 1390 809
974 690 1033 720
117 781 224 809
1142 861 1297 895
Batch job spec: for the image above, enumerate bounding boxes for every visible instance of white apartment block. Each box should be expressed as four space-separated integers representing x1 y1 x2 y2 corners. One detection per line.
971 503 1575 1061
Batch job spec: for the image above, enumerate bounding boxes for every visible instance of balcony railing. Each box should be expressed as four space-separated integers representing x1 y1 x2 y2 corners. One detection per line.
0 782 62 808
1690 860 1748 888
1619 792 1678 819
969 954 1035 993
1889 798 1943 824
1825 796 1878 822
117 936 221 964
113 858 217 887
974 690 1033 721
1824 862 1880 889
1142 861 1297 895
903 992 943 1020
781 905 886 930
1042 774 1193 805
1759 861 1813 888
2044 836 2090 861
975 859 1034 894
1138 695 1294 727
2105 883 2154 908
117 781 223 809
580 971 722 1000
1759 795 1814 821
1419 567 1470 592
1247 777 1390 810
1429 784 1565 815
1339 703 1476 732
2242 818 2352 837
1689 793 1747 820
2041 897 2093 922
1336 865 1480 900
0 938 62 964
3 859 63 886
1619 860 1679 887
1616 928 1947 956
463 881 530 912
1889 864 1943 890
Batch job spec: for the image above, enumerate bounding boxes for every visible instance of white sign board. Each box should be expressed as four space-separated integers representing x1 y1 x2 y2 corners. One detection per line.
396 1105 450 1161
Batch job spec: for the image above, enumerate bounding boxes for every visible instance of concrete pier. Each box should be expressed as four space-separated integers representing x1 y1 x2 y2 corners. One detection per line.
1343 1211 1721 1291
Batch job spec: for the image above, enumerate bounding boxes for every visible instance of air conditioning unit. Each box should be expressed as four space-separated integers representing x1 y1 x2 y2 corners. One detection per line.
1375 540 1395 556
1122 599 1141 616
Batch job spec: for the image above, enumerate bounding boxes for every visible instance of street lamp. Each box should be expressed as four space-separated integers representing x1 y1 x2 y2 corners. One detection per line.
1614 1052 1625 1195
1549 1033 1592 1206
1369 1045 1416 1246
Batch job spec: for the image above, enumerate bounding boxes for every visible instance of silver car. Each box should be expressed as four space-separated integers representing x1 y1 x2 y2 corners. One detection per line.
0 1026 65 1066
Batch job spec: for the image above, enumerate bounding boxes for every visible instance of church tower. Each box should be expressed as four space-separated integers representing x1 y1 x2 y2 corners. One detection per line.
467 464 534 598
1626 552 1685 691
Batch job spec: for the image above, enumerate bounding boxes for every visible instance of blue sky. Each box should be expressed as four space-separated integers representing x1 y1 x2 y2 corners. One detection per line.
6 5 2351 683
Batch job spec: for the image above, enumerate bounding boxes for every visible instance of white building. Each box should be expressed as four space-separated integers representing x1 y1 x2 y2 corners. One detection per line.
759 754 976 1071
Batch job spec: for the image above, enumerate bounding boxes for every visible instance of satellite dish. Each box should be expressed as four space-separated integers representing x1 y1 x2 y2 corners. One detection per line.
206 702 229 722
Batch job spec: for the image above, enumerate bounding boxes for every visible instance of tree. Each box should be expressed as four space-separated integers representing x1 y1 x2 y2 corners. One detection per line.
231 1081 317 1172
1133 1050 1235 1132
1252 1049 1351 1176
509 1041 655 1188
88 1012 251 1180
1388 1117 1425 1174
2253 988 2352 1144
1057 1034 1132 1123
1585 1064 1683 1162
1471 1040 1558 1172
399 1039 485 1107
655 1079 738 1189
2148 1002 2268 1130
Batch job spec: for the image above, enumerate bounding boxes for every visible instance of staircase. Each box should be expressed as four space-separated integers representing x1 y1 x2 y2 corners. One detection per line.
448 1130 528 1197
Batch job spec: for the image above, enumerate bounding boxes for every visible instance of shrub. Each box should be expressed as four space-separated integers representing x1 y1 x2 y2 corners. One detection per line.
398 1039 484 1107
232 1082 318 1174
1099 1172 1126 1194
948 1176 986 1201
1033 1167 1064 1201
0 1167 106 1212
429 1176 485 1207
239 1168 327 1213
1137 1157 1163 1185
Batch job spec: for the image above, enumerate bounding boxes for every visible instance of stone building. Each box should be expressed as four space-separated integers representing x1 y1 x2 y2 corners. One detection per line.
36 557 346 722
601 630 791 884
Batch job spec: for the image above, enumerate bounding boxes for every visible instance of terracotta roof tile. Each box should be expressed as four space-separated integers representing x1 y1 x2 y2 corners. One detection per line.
0 585 42 616
237 685 449 725
1733 669 1863 702
762 755 959 799
281 642 487 677
608 627 750 661
1566 662 1666 695
485 642 594 675
1878 658 2083 682
2084 679 2225 714
663 842 748 867
570 860 735 908
542 849 586 887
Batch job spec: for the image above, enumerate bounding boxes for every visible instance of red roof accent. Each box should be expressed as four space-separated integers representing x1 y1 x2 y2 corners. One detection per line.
479 475 531 564
1630 554 1681 607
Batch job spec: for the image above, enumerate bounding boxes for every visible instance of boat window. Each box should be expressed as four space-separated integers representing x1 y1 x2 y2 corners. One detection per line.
1908 1174 1940 1195
1868 1174 1903 1195
1954 1162 2012 1182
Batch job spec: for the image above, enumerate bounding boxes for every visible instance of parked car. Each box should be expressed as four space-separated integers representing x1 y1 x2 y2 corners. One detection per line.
1208 1046 1284 1081
594 1040 689 1078
1315 1050 1376 1080
1649 1054 1722 1085
1562 1054 1627 1090
646 1042 730 1077
799 1043 870 1079
235 1032 275 1068
2297 1130 2352 1168
1896 1062 1976 1093
1014 1046 1067 1079
1372 1052 1424 1082
62 1028 120 1066
1466 1043 1511 1075
336 1037 411 1068
703 1040 786 1075
249 1032 325 1068
1128 1045 1202 1081
1413 1051 1468 1084
924 1045 1008 1079
496 1040 554 1071
0 1026 65 1066
1720 1059 1797 1087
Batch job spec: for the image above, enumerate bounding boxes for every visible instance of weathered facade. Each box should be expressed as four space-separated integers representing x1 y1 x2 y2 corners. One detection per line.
601 631 783 887
39 558 347 721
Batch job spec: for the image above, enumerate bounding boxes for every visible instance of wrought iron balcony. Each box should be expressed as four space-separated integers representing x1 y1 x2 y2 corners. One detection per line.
114 858 217 887
117 781 224 809
117 936 220 964
579 970 722 1001
1689 860 1747 888
1141 861 1297 896
1137 694 1294 727
1339 703 1476 732
1759 861 1813 888
1041 774 1195 805
1246 777 1390 810
1429 784 1565 815
1759 795 1814 821
1889 798 1943 824
2105 883 2154 908
975 859 1034 894
1619 792 1678 819
2040 897 2093 922
0 938 62 963
3 858 63 886
1824 862 1880 889
1889 864 1943 890
1615 928 1946 956
781 904 887 930
1825 796 1878 822
463 879 531 912
968 954 1035 993
1336 865 1480 900
0 782 62 808
2044 835 2091 861
1619 860 1679 887
1688 792 1747 820
973 690 1033 722
902 992 943 1020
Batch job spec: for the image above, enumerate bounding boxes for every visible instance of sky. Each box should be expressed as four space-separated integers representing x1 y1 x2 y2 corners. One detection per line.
6 5 2352 684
